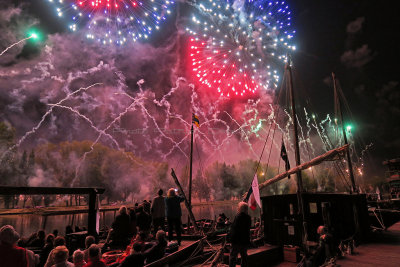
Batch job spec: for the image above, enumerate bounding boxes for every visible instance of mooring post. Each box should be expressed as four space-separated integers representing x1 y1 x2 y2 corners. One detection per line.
88 189 97 236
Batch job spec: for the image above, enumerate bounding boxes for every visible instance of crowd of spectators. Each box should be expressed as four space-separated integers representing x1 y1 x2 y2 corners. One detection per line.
0 188 183 267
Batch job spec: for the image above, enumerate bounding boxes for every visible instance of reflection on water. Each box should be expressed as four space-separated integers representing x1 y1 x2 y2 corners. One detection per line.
0 203 260 237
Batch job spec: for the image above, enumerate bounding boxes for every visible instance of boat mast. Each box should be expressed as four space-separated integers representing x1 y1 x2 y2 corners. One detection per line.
286 57 307 245
332 73 357 193
286 58 304 193
188 122 194 226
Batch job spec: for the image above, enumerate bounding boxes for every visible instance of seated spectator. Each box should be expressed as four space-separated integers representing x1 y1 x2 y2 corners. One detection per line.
28 230 46 248
118 243 145 267
65 226 74 235
129 207 137 238
45 236 66 267
105 206 131 247
83 235 96 263
52 245 74 267
73 249 87 267
144 230 167 264
216 213 227 229
311 226 335 267
136 205 151 233
40 234 55 267
83 244 106 267
114 231 148 265
0 225 39 267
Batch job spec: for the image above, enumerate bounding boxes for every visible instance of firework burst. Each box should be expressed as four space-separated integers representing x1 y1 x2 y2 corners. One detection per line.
187 0 296 97
47 0 174 44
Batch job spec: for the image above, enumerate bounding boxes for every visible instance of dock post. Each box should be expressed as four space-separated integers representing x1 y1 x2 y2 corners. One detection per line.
88 189 97 236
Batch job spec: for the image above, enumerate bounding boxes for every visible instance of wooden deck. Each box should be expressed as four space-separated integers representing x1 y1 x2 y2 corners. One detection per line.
273 221 400 267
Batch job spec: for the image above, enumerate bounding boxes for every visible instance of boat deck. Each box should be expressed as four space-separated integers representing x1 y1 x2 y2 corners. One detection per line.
273 221 400 267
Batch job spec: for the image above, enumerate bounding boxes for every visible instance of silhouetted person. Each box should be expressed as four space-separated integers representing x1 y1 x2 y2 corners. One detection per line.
72 249 86 267
83 244 106 267
118 242 144 267
229 202 251 267
44 236 66 267
143 200 151 214
311 226 335 267
129 207 137 238
105 206 131 247
136 205 152 233
0 225 38 267
40 234 55 267
83 236 96 263
65 225 73 235
151 189 166 234
52 245 74 267
165 188 184 245
28 230 46 248
144 230 167 264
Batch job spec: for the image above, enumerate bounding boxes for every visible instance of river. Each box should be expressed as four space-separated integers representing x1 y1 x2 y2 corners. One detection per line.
0 202 260 237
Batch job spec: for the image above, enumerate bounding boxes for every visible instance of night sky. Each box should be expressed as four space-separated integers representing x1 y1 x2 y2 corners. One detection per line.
1 0 399 178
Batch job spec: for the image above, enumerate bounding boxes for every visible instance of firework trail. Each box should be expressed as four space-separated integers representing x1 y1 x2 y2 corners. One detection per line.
0 36 34 57
319 115 334 150
303 108 316 156
0 83 102 163
71 94 147 186
311 115 328 152
48 103 121 149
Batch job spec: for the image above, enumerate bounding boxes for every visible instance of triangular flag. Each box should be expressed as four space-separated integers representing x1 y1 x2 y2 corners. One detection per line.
280 140 291 179
247 174 261 210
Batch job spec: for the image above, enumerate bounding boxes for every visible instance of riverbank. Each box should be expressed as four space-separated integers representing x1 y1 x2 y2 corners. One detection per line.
0 199 239 216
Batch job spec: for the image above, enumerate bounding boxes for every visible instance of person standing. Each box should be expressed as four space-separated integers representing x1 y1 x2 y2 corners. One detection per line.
151 189 166 234
228 202 251 267
165 188 184 246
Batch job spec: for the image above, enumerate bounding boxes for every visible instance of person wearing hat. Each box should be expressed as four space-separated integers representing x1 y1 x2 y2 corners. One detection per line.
0 225 38 267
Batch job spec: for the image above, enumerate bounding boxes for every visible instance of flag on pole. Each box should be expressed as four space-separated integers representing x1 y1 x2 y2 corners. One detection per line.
280 140 291 179
192 114 200 128
245 174 261 210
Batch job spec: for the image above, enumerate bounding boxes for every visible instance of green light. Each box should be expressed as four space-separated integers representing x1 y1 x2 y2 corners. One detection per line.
346 125 352 131
26 29 42 42
312 114 316 119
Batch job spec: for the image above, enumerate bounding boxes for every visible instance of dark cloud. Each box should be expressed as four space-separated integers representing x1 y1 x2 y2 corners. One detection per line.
346 17 365 33
340 44 373 68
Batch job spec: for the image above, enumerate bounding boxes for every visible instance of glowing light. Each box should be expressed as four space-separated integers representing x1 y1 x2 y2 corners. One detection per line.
187 0 295 98
1 30 42 57
47 0 175 44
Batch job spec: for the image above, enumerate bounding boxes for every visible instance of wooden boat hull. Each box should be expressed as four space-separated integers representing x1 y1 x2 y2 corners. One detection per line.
145 238 204 267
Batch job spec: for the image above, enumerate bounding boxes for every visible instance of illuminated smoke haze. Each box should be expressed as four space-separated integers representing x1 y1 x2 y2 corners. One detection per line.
0 1 367 199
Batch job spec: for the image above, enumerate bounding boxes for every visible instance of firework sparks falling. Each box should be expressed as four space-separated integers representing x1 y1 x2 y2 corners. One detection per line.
0 83 103 163
187 0 295 97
